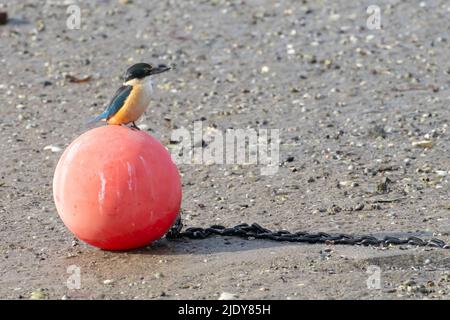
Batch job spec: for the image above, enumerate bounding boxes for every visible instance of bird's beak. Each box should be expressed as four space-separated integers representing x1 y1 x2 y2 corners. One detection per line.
150 64 171 75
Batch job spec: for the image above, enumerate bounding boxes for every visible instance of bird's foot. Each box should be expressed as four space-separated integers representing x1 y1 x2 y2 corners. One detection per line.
130 122 140 130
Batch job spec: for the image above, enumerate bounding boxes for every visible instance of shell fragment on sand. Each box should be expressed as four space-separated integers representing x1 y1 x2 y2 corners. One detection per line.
44 145 63 153
412 140 434 148
218 292 238 300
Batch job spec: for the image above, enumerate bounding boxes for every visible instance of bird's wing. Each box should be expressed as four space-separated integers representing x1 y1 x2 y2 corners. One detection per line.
103 85 133 119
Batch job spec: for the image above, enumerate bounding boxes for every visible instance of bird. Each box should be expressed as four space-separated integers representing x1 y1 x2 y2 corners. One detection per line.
87 62 170 130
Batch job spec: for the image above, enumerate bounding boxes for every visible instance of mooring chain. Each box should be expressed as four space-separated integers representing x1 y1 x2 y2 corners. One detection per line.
166 220 449 249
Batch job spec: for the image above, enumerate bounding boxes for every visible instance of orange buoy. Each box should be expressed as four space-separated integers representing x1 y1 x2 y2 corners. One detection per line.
53 125 182 250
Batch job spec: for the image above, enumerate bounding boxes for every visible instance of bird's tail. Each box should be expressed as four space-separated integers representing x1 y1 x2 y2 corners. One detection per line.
85 113 107 128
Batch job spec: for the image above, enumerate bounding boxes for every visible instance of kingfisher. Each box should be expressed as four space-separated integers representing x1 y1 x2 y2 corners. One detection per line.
87 62 171 129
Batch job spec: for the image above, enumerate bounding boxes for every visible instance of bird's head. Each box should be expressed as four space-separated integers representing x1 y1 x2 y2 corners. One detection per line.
123 62 170 82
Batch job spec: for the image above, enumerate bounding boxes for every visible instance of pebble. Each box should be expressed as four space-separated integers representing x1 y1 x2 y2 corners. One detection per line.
260 66 270 74
0 11 7 25
435 170 447 177
339 180 357 188
30 289 47 300
103 279 114 285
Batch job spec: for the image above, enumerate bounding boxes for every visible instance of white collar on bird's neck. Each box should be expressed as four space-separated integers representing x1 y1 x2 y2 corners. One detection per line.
123 76 154 93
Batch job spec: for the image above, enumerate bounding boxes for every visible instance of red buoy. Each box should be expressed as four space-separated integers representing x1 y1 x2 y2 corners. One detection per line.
53 125 182 250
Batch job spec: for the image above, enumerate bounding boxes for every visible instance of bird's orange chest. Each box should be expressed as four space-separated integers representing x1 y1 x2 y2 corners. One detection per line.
107 84 150 125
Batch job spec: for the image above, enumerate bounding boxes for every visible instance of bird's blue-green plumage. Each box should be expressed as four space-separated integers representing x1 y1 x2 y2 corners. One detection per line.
86 85 132 125
103 85 133 119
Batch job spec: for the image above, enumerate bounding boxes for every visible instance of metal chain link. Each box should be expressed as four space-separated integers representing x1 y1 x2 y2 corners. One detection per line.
166 217 449 249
